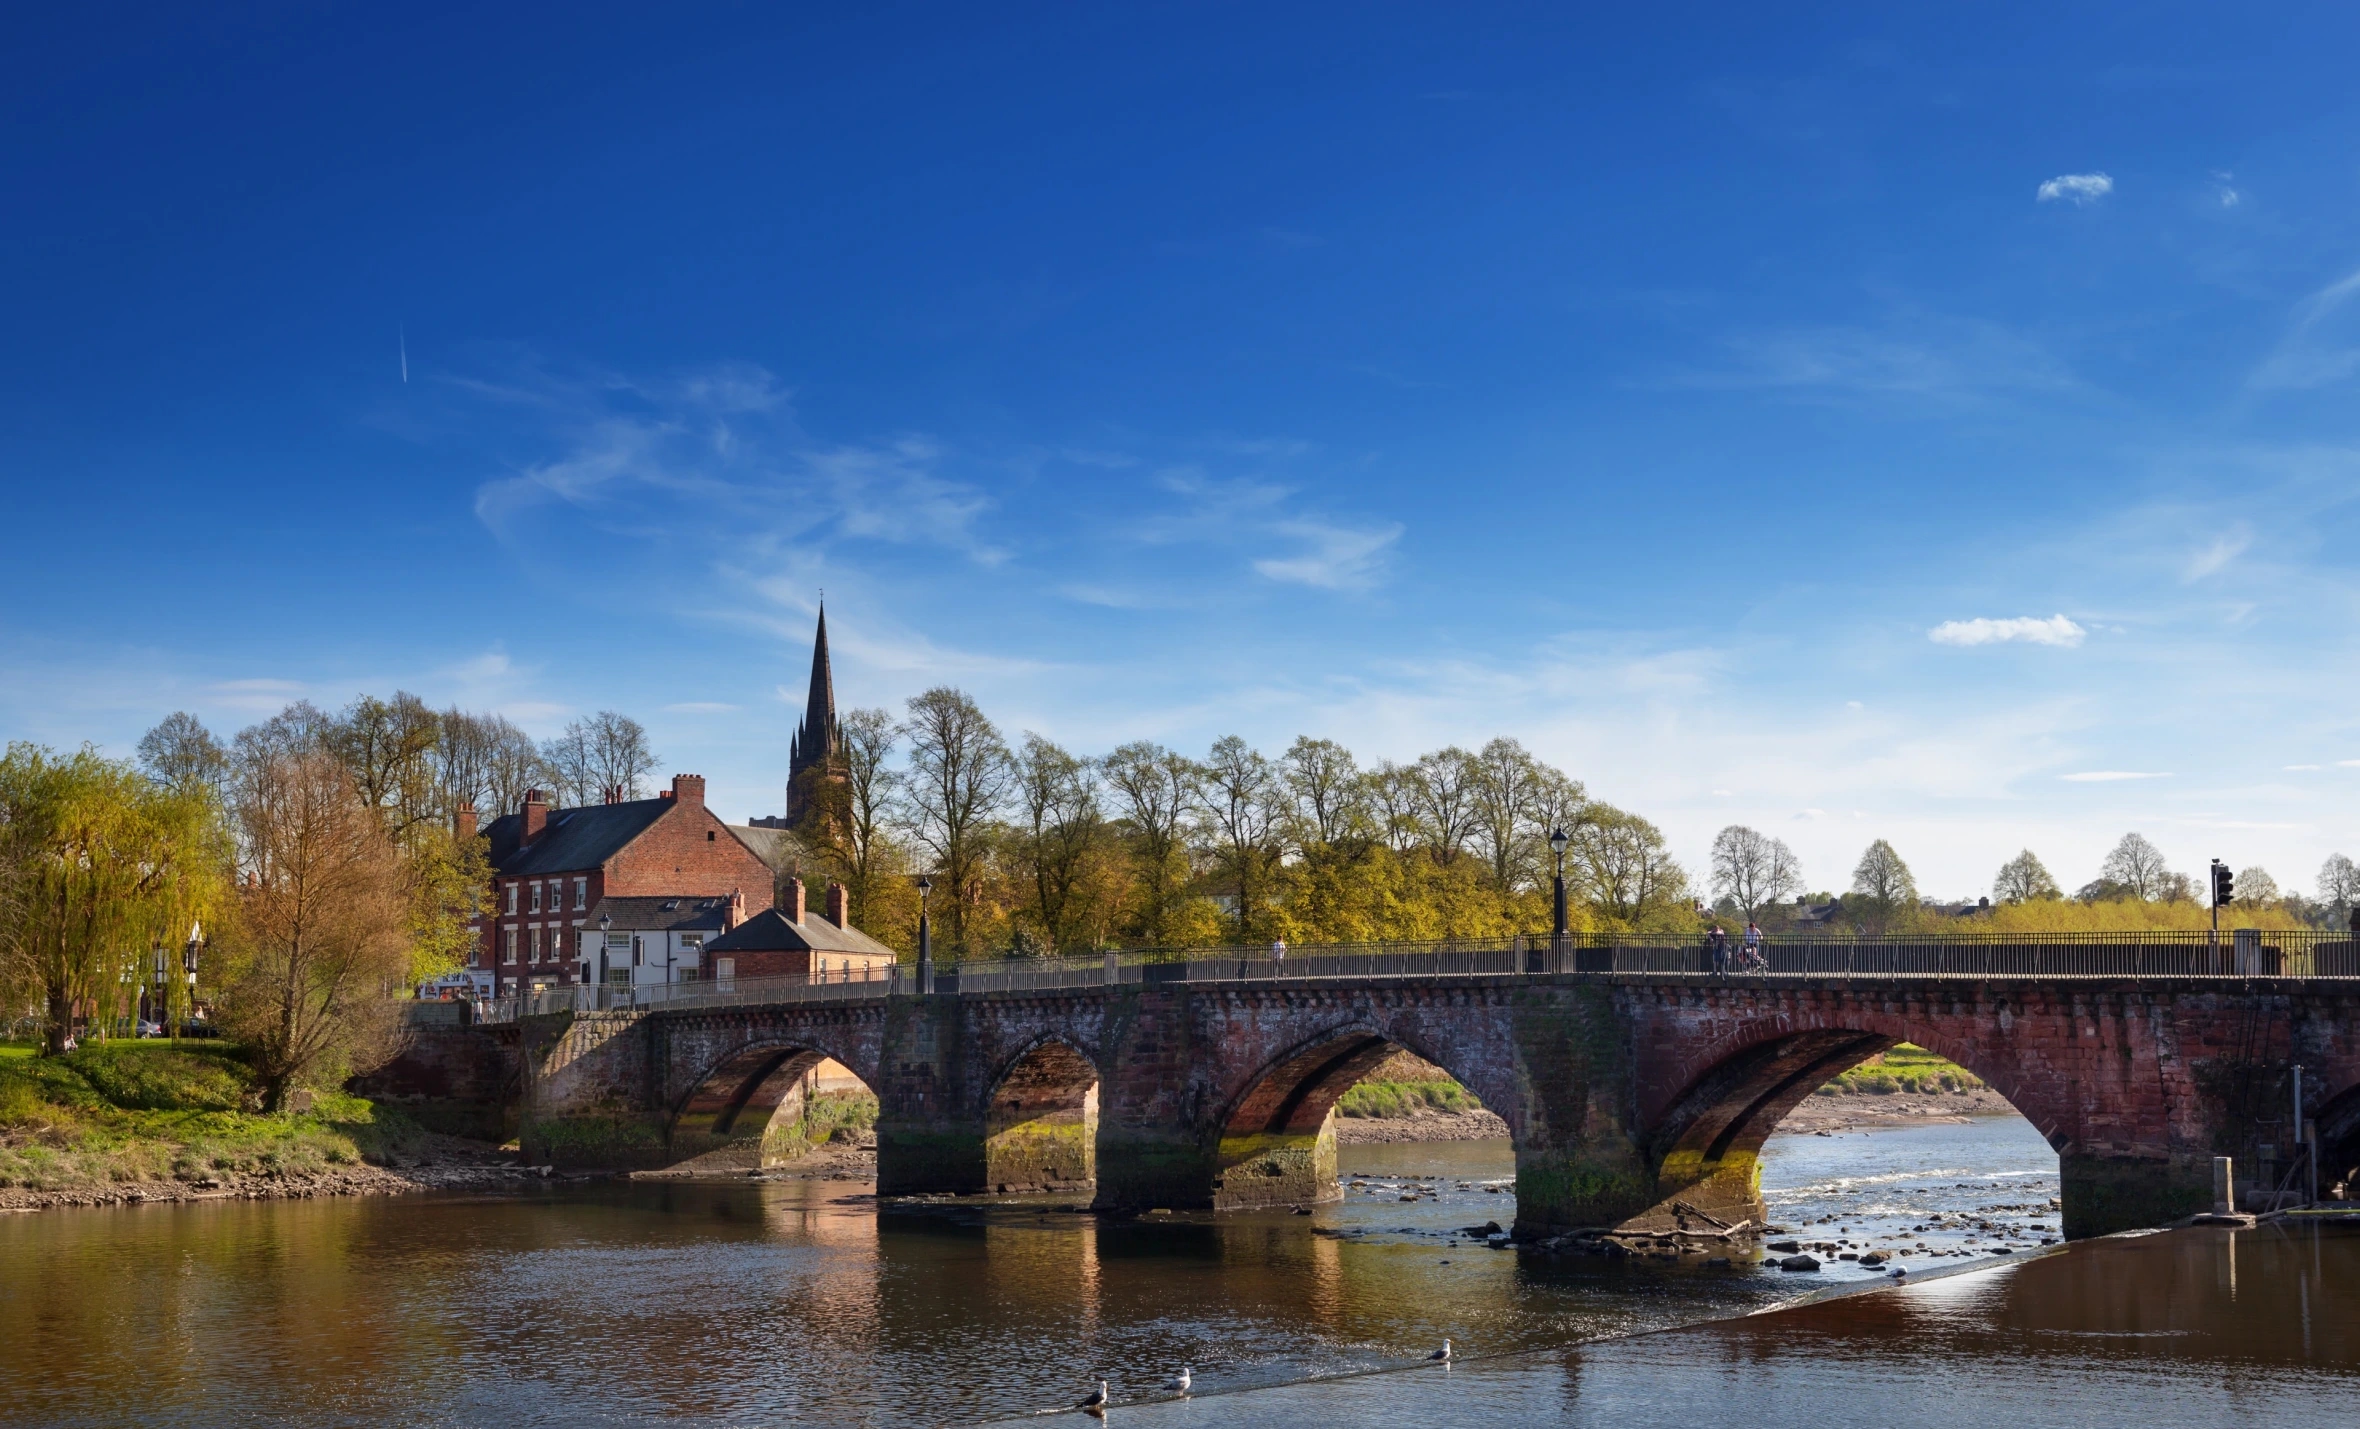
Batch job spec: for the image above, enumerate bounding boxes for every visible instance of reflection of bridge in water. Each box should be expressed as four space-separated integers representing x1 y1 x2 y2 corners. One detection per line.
500 933 2360 1241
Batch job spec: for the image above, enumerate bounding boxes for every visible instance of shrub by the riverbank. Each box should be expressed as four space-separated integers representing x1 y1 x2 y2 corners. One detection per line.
0 1040 426 1197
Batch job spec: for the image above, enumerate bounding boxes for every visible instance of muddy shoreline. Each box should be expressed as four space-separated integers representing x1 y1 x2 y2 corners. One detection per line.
0 1134 565 1213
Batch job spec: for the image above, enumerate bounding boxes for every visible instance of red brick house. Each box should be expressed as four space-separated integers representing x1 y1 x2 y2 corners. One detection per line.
467 774 774 996
701 876 896 983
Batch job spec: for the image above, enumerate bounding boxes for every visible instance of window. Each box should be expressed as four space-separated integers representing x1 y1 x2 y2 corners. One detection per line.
504 884 517 915
715 957 735 983
573 877 587 911
706 830 716 841
529 927 543 962
502 928 518 964
529 882 543 913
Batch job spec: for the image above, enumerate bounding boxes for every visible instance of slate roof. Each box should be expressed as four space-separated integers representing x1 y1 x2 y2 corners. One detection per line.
584 895 736 933
725 824 797 874
483 798 673 877
704 907 897 959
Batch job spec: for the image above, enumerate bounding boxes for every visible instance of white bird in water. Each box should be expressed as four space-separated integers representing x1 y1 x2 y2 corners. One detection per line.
1078 1379 1109 1415
1166 1367 1192 1394
1428 1338 1453 1363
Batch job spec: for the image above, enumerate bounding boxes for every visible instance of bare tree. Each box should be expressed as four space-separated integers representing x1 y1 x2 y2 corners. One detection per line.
805 708 900 930
1710 825 1802 920
218 747 411 1109
542 711 658 806
898 688 1012 956
1365 761 1423 855
2319 853 2360 920
1850 839 1918 927
330 693 442 837
137 712 229 797
480 715 548 817
1013 734 1105 952
1281 737 1365 848
1992 849 2061 904
1102 742 1200 944
1409 747 1481 865
2096 832 2174 902
1198 735 1282 940
2233 866 2281 907
1469 738 1544 892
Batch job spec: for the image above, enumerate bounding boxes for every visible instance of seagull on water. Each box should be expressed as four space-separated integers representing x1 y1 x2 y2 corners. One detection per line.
1166 1367 1192 1395
1078 1379 1109 1415
1428 1338 1453 1363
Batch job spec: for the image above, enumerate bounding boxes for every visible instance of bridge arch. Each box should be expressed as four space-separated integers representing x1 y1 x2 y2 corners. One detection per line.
668 1037 879 1171
1640 1008 2054 1232
983 1034 1102 1193
1208 1020 1511 1210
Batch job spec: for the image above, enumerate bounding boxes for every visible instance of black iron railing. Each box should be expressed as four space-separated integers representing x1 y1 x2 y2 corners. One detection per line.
466 929 2360 1021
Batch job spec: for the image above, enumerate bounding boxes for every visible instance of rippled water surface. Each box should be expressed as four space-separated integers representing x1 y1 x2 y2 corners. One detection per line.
1 1117 2350 1427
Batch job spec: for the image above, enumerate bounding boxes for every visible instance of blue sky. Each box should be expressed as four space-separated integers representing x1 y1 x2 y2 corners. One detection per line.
4 3 2357 899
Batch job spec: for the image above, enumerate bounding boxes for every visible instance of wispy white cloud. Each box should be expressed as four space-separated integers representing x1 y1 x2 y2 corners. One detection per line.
2037 172 2113 204
2060 770 2171 782
2212 171 2243 208
2183 526 2252 580
2340 759 2360 768
2251 267 2360 390
1252 519 1404 591
1661 319 2072 400
1928 615 2086 647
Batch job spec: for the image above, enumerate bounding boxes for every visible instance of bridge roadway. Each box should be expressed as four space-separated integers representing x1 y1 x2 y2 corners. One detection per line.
510 940 2360 1240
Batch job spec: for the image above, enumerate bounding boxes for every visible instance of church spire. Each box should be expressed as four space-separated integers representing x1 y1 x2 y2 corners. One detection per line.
787 603 842 823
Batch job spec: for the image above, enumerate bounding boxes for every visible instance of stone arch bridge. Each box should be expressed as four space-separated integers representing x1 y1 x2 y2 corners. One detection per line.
508 966 2360 1240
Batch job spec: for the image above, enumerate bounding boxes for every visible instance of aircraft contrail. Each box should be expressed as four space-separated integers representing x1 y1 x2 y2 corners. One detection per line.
399 323 408 383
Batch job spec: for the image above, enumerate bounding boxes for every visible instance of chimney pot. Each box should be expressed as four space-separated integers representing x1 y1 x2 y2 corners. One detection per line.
671 774 706 808
455 805 479 842
782 877 806 924
826 881 848 928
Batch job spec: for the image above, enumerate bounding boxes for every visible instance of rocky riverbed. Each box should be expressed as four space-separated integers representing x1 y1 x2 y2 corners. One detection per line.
1775 1088 2017 1134
0 1133 561 1213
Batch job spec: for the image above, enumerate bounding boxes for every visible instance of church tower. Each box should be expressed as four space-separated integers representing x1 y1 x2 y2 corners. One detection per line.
785 604 843 824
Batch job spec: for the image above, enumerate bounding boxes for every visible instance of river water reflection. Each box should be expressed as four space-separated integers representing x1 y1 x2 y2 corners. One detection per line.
0 1118 2350 1427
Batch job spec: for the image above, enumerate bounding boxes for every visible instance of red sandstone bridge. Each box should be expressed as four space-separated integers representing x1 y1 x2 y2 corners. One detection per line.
446 932 2360 1242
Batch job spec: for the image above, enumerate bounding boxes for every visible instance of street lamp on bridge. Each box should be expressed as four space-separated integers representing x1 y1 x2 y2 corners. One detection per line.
916 876 934 996
1548 826 1571 970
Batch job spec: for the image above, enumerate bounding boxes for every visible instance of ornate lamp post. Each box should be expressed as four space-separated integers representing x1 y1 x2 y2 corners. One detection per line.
596 913 613 998
182 922 203 1035
916 876 934 995
1548 826 1571 971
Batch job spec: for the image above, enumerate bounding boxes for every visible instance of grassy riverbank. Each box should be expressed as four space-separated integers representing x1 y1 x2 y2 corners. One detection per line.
1814 1043 1986 1097
0 1039 427 1197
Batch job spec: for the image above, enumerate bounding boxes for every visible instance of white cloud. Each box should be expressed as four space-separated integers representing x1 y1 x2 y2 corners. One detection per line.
2214 172 2243 208
2060 770 2171 782
2183 526 2251 580
2285 763 2322 771
2037 172 2114 204
1927 614 2086 647
1252 519 1404 591
2340 759 2360 768
2251 267 2360 389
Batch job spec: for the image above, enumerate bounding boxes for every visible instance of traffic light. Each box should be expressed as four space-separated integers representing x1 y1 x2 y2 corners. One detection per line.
2211 860 2234 907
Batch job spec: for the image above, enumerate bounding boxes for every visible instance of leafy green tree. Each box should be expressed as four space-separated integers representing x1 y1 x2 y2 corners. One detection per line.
1849 839 1918 928
0 744 229 1054
1571 806 1690 927
1991 849 2061 904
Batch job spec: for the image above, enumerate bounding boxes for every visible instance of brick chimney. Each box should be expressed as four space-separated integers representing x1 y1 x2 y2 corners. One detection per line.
670 774 706 808
825 881 848 928
521 789 548 845
726 887 746 931
454 805 478 842
781 876 806 924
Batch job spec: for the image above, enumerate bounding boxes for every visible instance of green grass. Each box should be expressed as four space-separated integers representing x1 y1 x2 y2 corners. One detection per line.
1336 1078 1483 1119
0 1041 422 1194
799 1089 878 1143
1814 1043 1986 1097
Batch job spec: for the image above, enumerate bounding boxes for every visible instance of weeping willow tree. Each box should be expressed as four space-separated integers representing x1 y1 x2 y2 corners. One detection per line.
0 743 230 1054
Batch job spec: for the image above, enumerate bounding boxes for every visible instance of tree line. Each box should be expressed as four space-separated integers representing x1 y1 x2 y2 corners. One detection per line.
792 687 1693 957
0 696 527 1103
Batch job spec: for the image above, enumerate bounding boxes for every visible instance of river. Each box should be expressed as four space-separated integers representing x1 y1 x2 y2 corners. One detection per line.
0 1116 2350 1427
